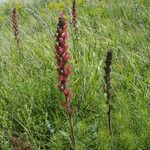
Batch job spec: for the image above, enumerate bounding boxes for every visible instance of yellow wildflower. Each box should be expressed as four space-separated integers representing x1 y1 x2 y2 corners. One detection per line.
0 16 5 22
41 13 47 18
77 0 85 5
48 2 65 10
62 0 85 6
16 3 23 11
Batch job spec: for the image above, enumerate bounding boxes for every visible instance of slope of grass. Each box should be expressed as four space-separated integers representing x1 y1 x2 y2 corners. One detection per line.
0 0 150 149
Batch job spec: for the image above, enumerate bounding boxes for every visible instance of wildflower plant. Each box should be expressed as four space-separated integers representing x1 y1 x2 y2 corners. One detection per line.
72 0 78 32
12 7 19 48
55 12 76 146
104 50 113 137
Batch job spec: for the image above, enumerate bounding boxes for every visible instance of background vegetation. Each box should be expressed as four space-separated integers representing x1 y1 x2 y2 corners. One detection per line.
0 0 150 149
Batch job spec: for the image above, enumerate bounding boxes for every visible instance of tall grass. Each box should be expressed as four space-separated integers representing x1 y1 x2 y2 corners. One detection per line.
0 0 150 149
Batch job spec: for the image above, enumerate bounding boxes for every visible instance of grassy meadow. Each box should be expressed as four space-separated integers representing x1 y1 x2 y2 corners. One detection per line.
0 0 150 149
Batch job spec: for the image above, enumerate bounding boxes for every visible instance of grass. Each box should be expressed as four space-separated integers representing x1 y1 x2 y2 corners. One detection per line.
0 0 150 149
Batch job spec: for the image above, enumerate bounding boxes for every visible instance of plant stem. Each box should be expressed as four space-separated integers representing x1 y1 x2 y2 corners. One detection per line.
68 113 76 147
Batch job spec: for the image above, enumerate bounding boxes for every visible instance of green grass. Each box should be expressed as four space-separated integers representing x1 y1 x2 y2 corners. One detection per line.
0 0 150 149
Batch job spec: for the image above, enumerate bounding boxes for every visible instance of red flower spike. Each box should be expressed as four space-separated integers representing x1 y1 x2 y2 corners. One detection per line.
55 12 73 114
12 7 19 47
72 0 78 32
55 13 76 145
